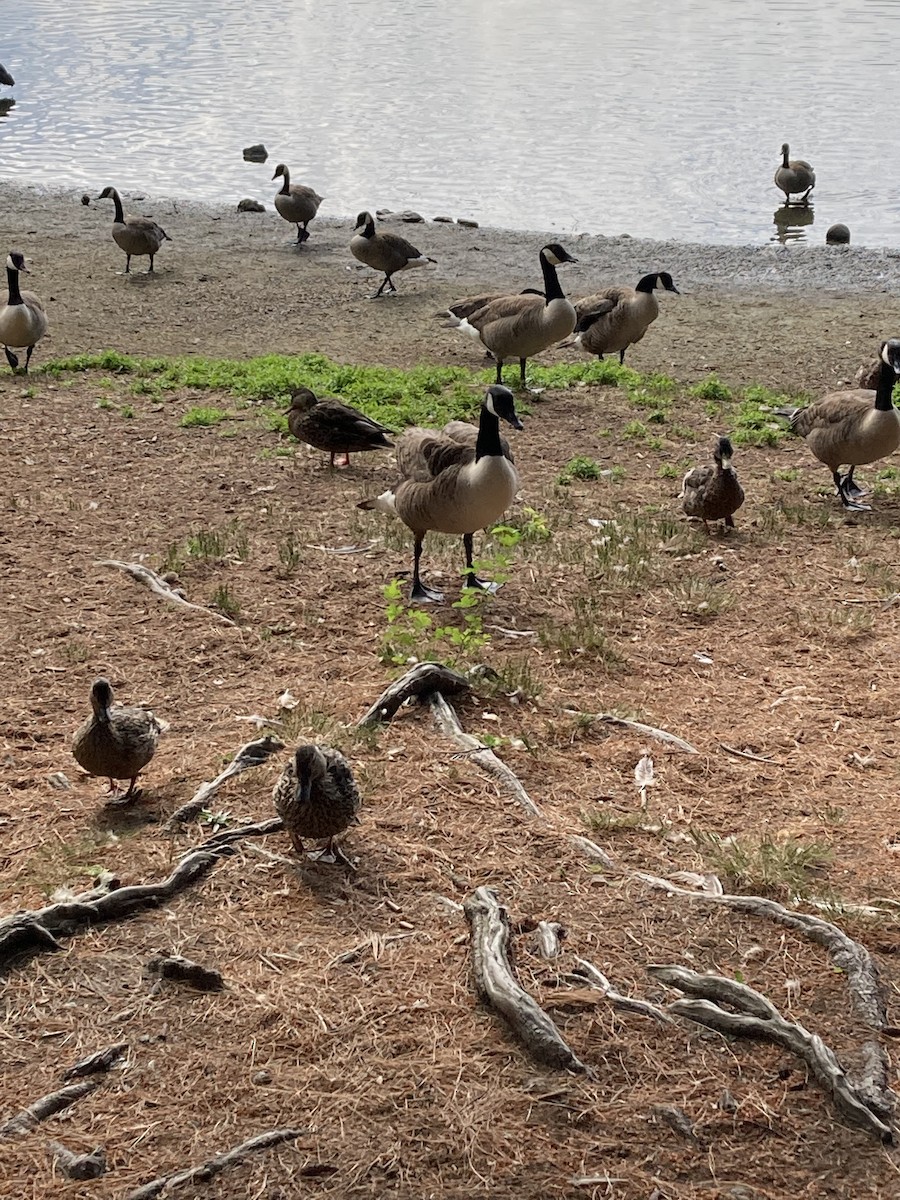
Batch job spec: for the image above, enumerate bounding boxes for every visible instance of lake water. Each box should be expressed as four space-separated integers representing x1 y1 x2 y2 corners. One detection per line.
2 0 899 246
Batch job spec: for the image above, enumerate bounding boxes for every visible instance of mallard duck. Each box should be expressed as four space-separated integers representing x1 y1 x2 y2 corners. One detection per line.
681 437 744 531
0 65 14 87
272 743 361 861
271 163 323 244
72 678 167 800
350 211 436 298
774 143 815 205
96 187 171 273
0 251 48 374
285 386 394 468
358 385 522 602
572 272 679 364
449 244 577 388
776 339 900 511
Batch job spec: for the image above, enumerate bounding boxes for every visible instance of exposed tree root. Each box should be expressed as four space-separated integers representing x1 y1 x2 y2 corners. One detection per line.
124 1127 307 1200
0 1080 101 1137
96 559 237 626
356 661 471 727
649 964 894 1144
165 734 285 830
464 886 589 1074
430 692 541 817
571 957 672 1024
62 1041 128 1081
562 708 698 754
47 1140 106 1179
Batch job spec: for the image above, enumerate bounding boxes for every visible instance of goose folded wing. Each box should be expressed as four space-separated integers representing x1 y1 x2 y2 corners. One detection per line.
466 292 546 331
791 394 871 437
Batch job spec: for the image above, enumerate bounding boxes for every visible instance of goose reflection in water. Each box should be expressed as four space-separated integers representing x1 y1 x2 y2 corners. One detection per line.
771 203 814 245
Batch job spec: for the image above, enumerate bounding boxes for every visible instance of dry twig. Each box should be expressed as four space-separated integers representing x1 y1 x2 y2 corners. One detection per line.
464 886 589 1073
430 692 541 817
124 1127 307 1199
96 559 237 626
165 734 285 830
649 964 894 1144
573 957 672 1024
356 661 471 727
0 1080 101 1137
562 709 698 754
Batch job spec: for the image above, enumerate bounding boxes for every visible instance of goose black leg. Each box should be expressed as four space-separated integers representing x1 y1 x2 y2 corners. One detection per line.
125 254 132 274
519 358 528 389
410 535 443 603
619 349 626 365
494 360 504 385
371 274 393 300
147 253 155 273
463 532 501 594
834 469 870 512
841 466 867 498
4 346 18 370
24 345 34 372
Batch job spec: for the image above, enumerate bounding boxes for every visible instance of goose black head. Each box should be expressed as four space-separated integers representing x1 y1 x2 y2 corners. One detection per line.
286 386 318 413
354 210 375 233
658 271 680 294
89 678 115 717
714 436 735 470
0 65 14 88
484 384 523 430
293 743 327 805
6 250 27 273
96 186 117 201
271 163 287 181
881 340 900 374
541 243 578 267
780 142 790 157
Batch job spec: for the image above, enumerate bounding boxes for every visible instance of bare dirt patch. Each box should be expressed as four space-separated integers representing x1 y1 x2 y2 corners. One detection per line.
2 187 900 1198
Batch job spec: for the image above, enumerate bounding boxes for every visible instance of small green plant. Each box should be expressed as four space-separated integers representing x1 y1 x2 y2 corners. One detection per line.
658 464 679 479
278 532 302 573
492 506 551 544
690 375 732 404
187 529 226 560
181 406 229 428
557 455 603 485
379 579 491 668
691 829 832 898
97 397 115 411
199 809 233 832
211 585 240 619
669 576 734 619
120 404 135 419
610 465 626 483
772 467 800 482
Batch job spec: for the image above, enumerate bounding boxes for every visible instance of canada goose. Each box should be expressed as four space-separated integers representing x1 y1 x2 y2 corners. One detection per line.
450 244 577 388
0 251 48 374
72 678 167 800
572 272 679 364
440 288 545 326
96 187 171 273
271 163 323 244
272 743 361 862
776 339 900 511
351 211 436 298
358 385 522 602
0 65 13 87
680 437 745 531
285 386 394 468
774 143 815 205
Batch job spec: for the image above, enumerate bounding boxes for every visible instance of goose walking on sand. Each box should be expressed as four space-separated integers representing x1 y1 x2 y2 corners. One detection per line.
96 186 171 273
272 163 323 244
358 385 522 602
776 339 900 511
350 211 436 298
0 250 48 374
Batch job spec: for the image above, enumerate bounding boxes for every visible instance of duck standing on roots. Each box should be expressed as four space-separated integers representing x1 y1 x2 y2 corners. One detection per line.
447 244 577 389
350 211 436 298
775 339 900 511
774 143 815 205
72 678 167 801
271 163 323 244
285 386 394 468
0 250 48 374
273 743 361 863
96 187 171 273
681 436 745 532
357 385 522 602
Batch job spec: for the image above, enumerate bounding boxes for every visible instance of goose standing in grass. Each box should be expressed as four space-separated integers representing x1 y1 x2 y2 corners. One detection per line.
776 339 900 511
681 436 744 531
449 244 577 388
572 272 679 364
0 251 48 374
358 385 522 602
774 143 815 205
96 186 171 273
285 386 394 468
273 743 361 862
72 678 167 801
0 65 14 87
271 163 323 244
350 211 436 298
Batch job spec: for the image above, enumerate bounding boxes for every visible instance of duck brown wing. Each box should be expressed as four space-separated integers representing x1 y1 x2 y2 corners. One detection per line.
316 399 394 447
322 745 362 820
681 464 713 493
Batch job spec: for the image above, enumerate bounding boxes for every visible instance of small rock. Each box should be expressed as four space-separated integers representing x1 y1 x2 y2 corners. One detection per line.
252 1069 273 1085
826 222 851 245
237 198 265 213
48 1142 107 1181
376 209 424 223
242 144 268 163
432 215 453 223
457 218 479 228
80 194 91 206
48 772 72 790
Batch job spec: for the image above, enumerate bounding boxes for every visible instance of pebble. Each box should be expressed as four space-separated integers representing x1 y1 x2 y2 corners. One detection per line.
242 144 268 162
432 215 453 223
457 218 479 228
80 194 90 206
376 208 424 223
252 1069 273 1085
237 198 265 213
826 222 851 245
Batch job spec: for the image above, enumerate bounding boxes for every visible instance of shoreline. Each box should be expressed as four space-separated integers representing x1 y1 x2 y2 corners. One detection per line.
2 180 900 394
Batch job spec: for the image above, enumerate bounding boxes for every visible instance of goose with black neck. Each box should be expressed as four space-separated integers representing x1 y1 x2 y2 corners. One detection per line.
357 385 523 602
0 250 48 374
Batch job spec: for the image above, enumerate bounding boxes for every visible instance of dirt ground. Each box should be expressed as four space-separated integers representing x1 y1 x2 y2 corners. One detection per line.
3 185 900 1199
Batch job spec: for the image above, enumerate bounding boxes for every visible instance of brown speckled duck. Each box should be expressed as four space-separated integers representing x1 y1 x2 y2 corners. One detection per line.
286 386 394 468
681 436 745 531
272 743 361 861
72 678 167 799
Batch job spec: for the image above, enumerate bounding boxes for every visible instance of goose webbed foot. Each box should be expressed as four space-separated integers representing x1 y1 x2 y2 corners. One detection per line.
4 346 19 370
411 579 444 604
295 226 310 245
841 469 867 498
465 575 502 594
